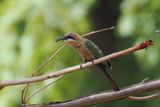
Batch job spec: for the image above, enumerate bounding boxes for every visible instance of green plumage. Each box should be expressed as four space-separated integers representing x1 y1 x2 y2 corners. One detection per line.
84 39 119 91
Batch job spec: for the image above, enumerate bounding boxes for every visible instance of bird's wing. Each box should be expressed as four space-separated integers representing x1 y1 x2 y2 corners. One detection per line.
84 39 119 91
84 39 103 58
84 39 112 69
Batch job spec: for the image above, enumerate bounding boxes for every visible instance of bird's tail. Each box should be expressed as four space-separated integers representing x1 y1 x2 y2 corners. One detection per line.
98 64 120 91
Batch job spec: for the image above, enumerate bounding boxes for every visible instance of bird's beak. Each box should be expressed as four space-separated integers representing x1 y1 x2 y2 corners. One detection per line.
56 36 66 42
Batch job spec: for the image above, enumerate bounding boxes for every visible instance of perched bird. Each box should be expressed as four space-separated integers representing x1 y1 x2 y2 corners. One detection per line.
56 32 119 91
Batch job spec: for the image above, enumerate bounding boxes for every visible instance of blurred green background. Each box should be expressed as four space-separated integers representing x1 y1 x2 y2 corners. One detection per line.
0 0 160 107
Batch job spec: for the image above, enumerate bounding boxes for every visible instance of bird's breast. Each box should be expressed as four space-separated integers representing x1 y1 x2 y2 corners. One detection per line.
74 45 95 62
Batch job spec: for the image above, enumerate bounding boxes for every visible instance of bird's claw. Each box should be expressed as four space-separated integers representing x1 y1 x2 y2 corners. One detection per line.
80 60 95 69
80 63 83 69
91 60 94 65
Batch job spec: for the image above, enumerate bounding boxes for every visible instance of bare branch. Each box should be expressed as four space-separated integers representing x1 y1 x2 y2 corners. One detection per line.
21 79 160 107
81 26 115 37
0 40 153 89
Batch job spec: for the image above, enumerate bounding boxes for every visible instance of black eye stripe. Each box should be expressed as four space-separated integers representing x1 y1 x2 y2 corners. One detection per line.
65 35 75 40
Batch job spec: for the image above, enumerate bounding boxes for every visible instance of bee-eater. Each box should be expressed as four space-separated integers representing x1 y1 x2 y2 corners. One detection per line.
56 32 119 91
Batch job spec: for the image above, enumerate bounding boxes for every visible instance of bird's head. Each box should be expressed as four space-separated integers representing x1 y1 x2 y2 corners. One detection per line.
56 32 82 46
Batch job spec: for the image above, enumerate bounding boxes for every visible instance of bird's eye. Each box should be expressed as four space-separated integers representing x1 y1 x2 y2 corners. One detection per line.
65 35 75 40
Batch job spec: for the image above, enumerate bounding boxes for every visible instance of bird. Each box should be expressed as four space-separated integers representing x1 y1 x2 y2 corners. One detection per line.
56 32 120 91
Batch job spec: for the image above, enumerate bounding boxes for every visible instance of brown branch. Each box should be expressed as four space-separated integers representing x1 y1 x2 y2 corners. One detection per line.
81 26 115 37
21 79 160 107
0 40 153 89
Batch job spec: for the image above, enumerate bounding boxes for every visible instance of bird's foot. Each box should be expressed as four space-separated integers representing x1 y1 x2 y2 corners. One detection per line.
80 63 84 69
85 60 95 65
91 60 94 65
80 60 95 69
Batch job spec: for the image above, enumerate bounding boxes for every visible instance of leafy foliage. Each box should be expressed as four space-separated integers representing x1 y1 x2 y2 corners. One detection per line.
118 0 160 71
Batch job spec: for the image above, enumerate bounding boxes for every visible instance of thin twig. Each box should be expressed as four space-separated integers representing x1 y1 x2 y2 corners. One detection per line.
127 78 160 101
21 44 66 103
128 92 160 101
139 78 149 84
0 40 153 88
127 78 150 101
32 44 66 76
81 26 115 37
21 84 29 103
26 75 63 102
